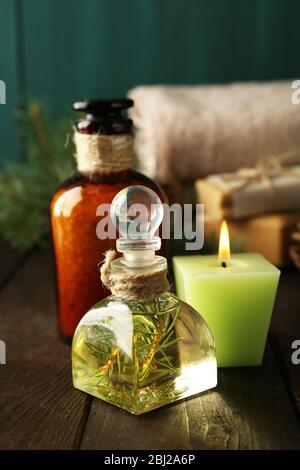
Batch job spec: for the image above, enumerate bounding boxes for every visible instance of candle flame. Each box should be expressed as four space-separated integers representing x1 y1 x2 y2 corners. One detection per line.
218 220 230 264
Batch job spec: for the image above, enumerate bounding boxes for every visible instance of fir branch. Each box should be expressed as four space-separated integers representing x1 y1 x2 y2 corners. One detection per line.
29 104 52 158
84 297 182 389
0 102 75 251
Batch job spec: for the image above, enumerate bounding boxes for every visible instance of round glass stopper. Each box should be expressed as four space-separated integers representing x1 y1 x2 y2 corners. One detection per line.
110 185 163 241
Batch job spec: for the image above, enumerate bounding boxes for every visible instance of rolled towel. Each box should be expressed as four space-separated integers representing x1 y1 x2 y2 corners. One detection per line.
128 82 300 183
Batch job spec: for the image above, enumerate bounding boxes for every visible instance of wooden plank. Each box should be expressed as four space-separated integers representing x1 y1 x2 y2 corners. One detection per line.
0 250 90 450
0 239 27 287
185 347 300 450
80 348 300 450
1 252 299 450
270 270 300 418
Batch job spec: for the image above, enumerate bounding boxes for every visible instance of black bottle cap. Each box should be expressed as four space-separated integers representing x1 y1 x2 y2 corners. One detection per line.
73 99 134 135
73 99 133 114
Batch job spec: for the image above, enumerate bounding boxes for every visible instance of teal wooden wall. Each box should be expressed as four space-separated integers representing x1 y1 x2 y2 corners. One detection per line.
1 0 300 165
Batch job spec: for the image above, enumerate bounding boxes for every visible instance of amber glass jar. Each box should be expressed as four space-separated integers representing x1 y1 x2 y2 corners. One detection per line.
51 99 166 340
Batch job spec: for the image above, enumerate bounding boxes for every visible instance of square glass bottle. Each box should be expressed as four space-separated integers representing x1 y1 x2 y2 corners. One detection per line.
72 186 217 414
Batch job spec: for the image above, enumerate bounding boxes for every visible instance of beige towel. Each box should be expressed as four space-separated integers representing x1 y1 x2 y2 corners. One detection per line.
128 82 300 183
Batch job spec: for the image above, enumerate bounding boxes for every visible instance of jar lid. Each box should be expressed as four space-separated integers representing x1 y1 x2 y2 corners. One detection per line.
73 99 133 115
73 99 134 135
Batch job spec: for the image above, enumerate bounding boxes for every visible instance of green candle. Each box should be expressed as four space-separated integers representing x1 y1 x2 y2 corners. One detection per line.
173 223 280 367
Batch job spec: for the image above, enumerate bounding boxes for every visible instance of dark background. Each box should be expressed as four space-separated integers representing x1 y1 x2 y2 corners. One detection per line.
1 0 300 165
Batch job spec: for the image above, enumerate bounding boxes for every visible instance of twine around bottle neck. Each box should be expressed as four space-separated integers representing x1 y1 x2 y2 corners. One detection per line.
100 250 170 301
74 132 135 175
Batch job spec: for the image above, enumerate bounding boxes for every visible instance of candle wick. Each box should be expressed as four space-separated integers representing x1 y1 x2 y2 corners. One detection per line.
221 261 227 268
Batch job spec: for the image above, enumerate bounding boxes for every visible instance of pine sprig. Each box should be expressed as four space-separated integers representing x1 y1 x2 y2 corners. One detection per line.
84 296 181 388
0 103 75 251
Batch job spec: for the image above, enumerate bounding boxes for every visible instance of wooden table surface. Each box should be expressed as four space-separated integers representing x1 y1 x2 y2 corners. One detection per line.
0 242 300 450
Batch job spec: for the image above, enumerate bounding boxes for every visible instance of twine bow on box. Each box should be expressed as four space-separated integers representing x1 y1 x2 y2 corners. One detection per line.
221 149 300 192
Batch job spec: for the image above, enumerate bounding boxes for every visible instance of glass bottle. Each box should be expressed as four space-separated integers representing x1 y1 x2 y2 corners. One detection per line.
72 186 217 415
51 99 166 340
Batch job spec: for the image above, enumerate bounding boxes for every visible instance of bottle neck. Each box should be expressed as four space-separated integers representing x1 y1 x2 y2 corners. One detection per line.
100 250 170 300
122 250 156 267
113 253 167 272
74 132 135 176
76 117 133 135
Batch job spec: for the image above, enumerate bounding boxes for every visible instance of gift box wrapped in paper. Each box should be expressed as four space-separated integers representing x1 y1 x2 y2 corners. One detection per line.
196 164 300 220
204 213 299 267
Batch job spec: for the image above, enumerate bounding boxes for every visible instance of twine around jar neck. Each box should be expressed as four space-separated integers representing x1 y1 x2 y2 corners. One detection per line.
100 250 170 301
74 132 135 175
